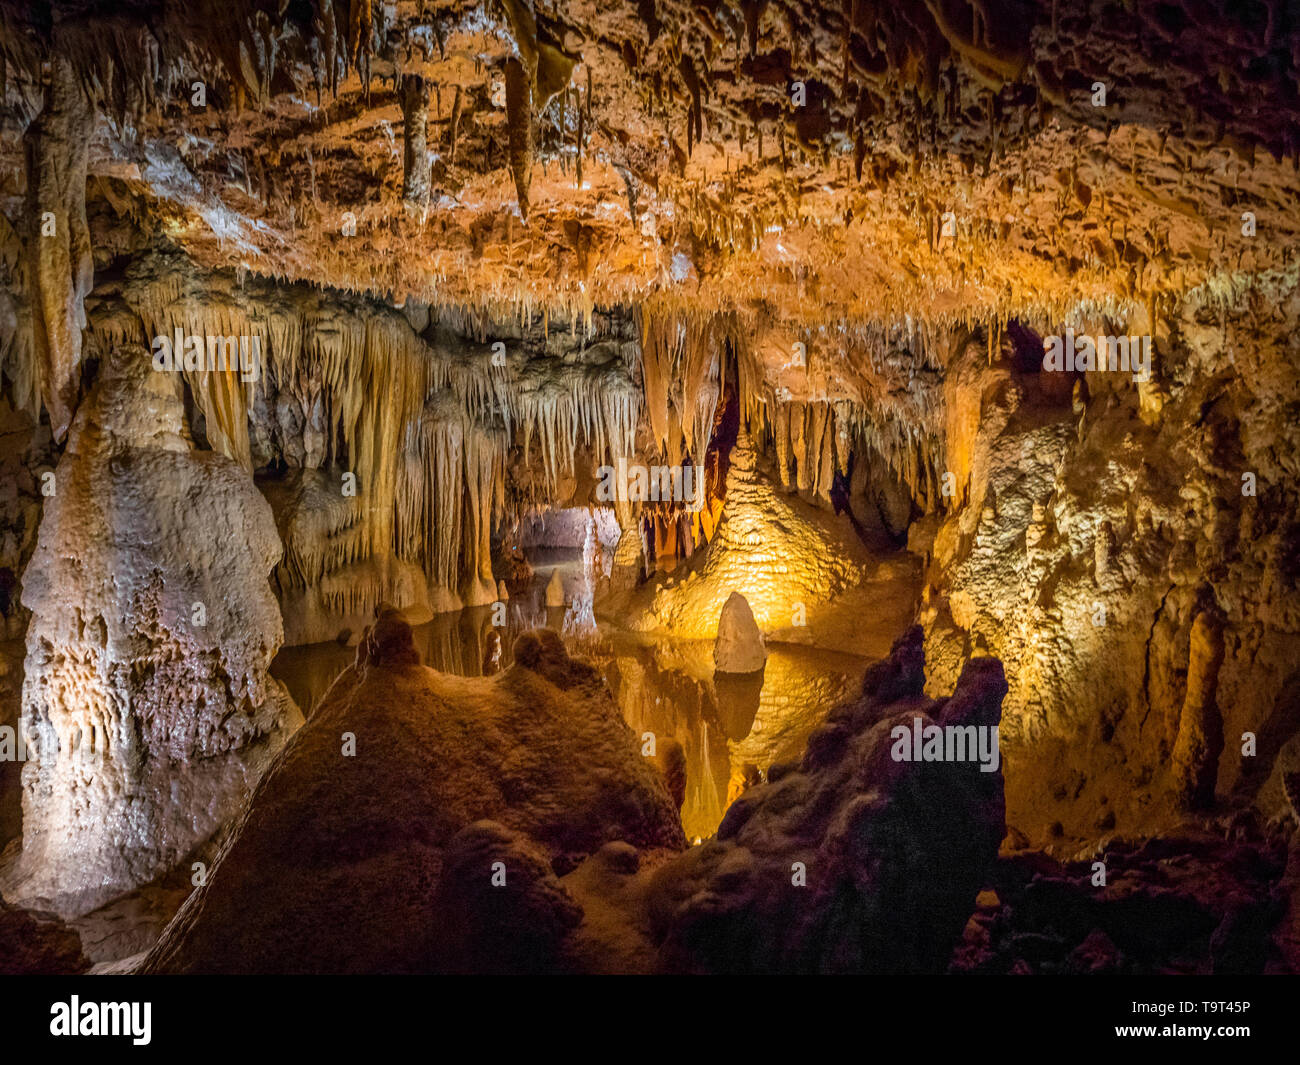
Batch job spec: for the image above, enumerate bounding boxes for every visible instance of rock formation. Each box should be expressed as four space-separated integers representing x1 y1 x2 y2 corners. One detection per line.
544 568 565 607
637 433 866 637
0 0 1299 983
0 896 88 975
142 612 683 973
1172 610 1227 810
1 349 299 916
641 627 1007 974
921 291 1300 844
143 620 1008 975
713 591 767 674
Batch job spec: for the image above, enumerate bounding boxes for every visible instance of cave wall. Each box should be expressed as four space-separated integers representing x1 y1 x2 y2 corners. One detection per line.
922 273 1300 844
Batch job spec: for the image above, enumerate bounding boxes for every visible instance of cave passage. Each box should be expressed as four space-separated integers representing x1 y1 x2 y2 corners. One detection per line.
0 0 1299 998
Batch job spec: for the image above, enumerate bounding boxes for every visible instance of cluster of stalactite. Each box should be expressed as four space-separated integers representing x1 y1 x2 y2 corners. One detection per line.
0 51 94 444
0 198 971 614
0 0 378 124
396 391 505 604
80 252 652 607
631 307 738 561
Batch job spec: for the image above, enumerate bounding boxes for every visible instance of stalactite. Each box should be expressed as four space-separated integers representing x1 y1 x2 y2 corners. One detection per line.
791 401 810 492
636 306 724 462
401 74 431 209
24 49 93 442
505 56 534 220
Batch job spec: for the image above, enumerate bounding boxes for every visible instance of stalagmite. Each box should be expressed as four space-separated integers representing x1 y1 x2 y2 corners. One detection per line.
714 591 767 674
1172 610 1226 810
638 431 863 637
1 350 299 916
545 568 565 607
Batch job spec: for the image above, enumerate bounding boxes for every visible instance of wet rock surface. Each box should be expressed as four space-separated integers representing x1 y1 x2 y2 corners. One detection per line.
641 627 1008 974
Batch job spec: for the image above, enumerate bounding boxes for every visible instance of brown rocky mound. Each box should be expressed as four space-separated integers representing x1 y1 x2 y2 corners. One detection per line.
142 609 685 974
0 897 88 975
143 617 1010 974
638 626 1008 974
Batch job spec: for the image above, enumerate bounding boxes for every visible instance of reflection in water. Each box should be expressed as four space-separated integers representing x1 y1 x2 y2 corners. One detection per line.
270 548 868 840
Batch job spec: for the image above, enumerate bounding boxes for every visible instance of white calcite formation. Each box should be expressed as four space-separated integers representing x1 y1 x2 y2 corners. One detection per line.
713 592 767 674
638 432 864 637
1 349 299 916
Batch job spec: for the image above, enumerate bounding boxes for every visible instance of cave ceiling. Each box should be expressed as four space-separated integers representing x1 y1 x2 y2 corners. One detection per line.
1 0 1298 338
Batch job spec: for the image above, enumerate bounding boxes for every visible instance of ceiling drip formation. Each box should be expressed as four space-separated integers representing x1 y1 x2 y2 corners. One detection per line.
2 0 1296 442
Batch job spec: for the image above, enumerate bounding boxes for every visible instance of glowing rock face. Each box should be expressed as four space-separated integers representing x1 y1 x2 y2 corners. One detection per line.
1 351 299 917
640 432 863 637
713 592 767 675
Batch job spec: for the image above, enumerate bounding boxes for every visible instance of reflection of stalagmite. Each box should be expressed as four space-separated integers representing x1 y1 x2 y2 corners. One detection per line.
655 737 687 812
1172 609 1226 809
545 568 565 607
482 629 503 676
713 669 764 741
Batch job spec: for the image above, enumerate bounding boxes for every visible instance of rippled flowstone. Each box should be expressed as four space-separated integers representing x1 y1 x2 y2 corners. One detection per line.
0 350 300 917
